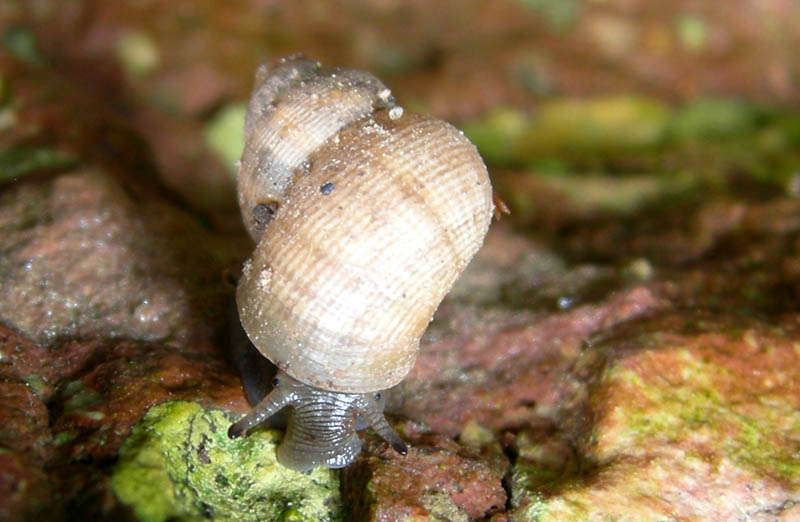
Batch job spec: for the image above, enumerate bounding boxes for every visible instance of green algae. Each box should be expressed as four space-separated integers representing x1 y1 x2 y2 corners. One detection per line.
204 103 247 174
676 14 709 52
2 26 46 65
463 97 671 168
603 348 800 485
111 401 343 522
461 107 528 167
115 30 160 79
534 172 692 214
462 96 800 204
516 0 582 32
507 342 800 520
52 431 77 445
0 146 77 182
669 98 761 141
421 492 471 522
61 380 104 413
21 374 48 398
517 97 671 158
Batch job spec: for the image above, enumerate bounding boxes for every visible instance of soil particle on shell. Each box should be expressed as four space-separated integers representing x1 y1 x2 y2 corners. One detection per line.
252 201 278 229
320 181 335 195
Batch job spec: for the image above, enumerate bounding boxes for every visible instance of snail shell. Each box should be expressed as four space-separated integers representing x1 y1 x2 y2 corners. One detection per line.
229 55 494 470
238 56 396 241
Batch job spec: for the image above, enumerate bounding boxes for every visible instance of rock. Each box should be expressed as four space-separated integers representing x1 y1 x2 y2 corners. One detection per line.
343 424 507 521
398 270 668 437
510 314 800 520
0 168 239 348
111 401 342 522
3 7 800 519
0 451 55 522
49 340 245 462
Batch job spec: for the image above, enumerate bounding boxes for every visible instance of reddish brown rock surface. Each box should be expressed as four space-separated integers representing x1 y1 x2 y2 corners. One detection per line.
503 313 800 520
2 1 800 520
344 428 508 521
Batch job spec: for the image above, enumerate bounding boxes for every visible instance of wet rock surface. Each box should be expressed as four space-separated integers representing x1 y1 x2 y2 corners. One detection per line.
508 313 800 520
2 1 800 520
0 168 232 347
343 426 508 521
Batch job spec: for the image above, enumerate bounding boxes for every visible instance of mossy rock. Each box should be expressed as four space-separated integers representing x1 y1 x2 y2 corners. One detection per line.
111 401 343 522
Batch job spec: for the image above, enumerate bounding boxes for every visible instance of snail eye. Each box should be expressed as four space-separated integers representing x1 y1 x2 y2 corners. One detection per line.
272 377 280 386
375 392 382 401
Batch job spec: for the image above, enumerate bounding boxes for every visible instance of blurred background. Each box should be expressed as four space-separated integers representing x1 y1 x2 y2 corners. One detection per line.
4 0 800 234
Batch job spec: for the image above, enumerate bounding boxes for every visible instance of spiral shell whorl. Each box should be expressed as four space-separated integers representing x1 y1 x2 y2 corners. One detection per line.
238 55 395 241
237 106 493 393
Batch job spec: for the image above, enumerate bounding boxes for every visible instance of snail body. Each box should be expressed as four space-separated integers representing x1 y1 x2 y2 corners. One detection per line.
229 55 494 471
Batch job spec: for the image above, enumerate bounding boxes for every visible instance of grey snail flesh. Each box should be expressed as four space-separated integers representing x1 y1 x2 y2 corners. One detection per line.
228 370 404 471
230 55 494 471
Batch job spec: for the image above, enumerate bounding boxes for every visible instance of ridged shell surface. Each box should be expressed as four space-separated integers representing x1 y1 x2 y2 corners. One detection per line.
237 109 493 393
238 56 392 241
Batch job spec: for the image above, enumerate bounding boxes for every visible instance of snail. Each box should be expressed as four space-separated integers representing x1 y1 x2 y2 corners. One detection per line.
228 55 494 471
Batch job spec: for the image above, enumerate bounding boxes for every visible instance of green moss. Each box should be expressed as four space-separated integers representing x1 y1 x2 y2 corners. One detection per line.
0 146 77 183
61 379 104 413
535 172 690 214
462 96 800 197
509 462 560 506
508 344 800 519
457 420 496 448
676 14 708 52
115 31 160 79
669 98 760 141
111 401 343 522
52 431 78 445
22 374 48 398
510 491 547 522
461 107 528 167
2 26 46 65
420 492 470 522
516 0 582 32
205 103 247 174
605 349 800 485
517 97 671 161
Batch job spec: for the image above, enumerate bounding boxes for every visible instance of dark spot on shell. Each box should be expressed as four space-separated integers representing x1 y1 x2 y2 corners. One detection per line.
253 201 279 230
357 171 365 177
320 182 335 195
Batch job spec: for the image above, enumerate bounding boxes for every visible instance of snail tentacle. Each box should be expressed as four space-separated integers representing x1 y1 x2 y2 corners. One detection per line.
355 394 408 455
228 374 296 439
